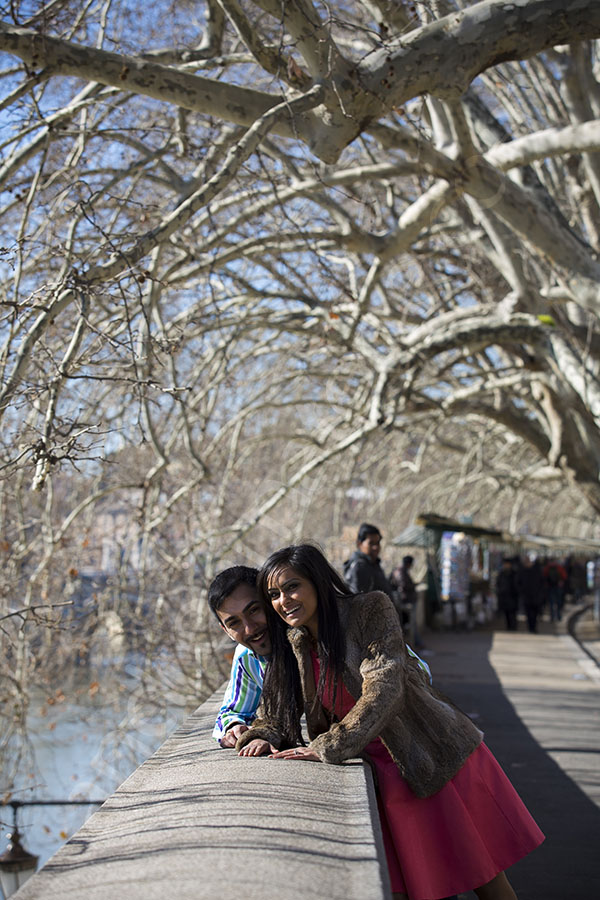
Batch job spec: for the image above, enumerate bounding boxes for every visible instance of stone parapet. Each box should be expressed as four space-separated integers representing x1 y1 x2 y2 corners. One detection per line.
12 690 390 900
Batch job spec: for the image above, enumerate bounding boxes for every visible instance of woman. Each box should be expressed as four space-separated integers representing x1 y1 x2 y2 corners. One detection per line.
237 544 544 900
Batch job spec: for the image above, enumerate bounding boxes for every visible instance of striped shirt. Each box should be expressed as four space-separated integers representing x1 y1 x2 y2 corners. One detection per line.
213 641 431 744
408 644 432 682
212 644 267 743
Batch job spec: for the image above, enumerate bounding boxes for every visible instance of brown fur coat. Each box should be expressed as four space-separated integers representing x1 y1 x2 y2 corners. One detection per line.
237 591 483 798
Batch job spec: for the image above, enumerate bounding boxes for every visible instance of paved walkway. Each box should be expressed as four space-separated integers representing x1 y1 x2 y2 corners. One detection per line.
421 604 600 900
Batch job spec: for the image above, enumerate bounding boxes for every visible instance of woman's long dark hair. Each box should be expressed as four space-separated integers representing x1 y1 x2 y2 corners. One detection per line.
258 543 352 744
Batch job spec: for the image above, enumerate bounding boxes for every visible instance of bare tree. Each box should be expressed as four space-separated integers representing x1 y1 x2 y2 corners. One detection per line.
2 0 600 791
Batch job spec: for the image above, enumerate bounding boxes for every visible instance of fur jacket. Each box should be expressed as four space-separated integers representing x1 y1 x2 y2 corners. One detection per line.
237 590 483 798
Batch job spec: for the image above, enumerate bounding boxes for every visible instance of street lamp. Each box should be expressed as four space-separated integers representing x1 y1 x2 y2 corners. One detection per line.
0 806 38 899
0 796 104 898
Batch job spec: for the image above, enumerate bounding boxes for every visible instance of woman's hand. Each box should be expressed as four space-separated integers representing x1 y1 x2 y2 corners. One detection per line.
237 738 274 756
269 746 320 761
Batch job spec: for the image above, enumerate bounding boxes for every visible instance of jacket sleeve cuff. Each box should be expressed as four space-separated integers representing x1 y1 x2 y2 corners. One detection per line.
308 732 347 764
235 721 283 750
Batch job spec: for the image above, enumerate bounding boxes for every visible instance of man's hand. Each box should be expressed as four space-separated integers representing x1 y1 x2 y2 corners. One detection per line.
269 746 320 761
237 739 275 757
219 723 249 748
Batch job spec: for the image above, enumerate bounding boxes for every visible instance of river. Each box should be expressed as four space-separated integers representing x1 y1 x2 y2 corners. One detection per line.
2 657 185 871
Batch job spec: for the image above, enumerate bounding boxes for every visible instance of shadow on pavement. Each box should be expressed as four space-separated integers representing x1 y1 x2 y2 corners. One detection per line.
428 628 599 900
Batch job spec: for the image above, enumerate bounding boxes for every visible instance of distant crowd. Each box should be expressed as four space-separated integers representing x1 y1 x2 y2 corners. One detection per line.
495 553 588 632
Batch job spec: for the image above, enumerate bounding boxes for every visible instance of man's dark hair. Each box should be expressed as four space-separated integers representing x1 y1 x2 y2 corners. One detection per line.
403 555 414 567
208 565 259 620
357 522 382 543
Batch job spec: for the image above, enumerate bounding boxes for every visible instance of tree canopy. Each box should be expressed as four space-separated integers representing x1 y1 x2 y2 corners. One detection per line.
2 0 600 740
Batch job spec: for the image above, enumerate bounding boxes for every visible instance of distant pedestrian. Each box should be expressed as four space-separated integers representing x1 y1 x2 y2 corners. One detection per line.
390 554 424 648
566 557 587 604
516 555 544 633
543 559 567 622
496 557 519 631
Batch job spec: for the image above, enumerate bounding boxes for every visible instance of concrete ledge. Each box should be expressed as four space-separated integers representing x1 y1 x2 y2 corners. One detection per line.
13 691 391 900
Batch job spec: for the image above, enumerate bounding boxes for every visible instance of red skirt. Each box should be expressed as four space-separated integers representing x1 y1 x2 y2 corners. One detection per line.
312 653 544 899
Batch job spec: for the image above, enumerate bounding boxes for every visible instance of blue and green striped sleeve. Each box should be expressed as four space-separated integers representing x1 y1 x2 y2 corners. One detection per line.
406 643 432 682
212 645 266 744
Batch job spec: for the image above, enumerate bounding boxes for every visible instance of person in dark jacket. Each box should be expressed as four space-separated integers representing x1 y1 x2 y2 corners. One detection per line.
343 522 394 596
496 557 519 631
566 556 587 603
391 555 417 609
516 555 544 633
390 554 424 648
542 558 567 622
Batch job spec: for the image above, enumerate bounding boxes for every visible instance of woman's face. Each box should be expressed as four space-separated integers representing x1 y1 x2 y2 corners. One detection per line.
266 565 319 638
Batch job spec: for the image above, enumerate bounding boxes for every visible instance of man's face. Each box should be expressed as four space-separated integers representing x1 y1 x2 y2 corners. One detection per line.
358 533 381 561
216 583 271 656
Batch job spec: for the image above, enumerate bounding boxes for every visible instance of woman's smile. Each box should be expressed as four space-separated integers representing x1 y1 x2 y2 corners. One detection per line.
267 566 319 637
281 604 301 618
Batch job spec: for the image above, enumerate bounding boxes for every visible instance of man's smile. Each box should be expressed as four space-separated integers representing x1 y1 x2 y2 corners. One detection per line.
250 627 268 643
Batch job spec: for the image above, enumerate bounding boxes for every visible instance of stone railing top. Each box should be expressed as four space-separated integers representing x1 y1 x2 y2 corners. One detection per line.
13 689 390 899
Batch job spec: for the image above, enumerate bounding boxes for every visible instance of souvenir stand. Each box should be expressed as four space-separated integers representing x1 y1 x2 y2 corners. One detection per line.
587 558 600 622
393 514 600 631
394 514 510 630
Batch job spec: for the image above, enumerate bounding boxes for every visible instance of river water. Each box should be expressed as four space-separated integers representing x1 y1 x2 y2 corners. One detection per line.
2 659 185 871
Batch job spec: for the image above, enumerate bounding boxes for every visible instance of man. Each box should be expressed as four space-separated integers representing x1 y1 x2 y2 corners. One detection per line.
344 522 395 595
390 554 425 650
209 565 270 747
496 557 520 631
391 555 417 618
543 557 568 622
516 554 544 634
